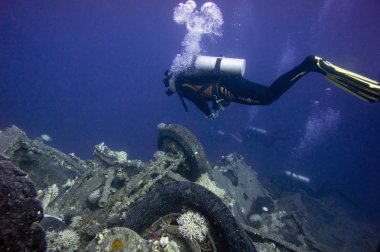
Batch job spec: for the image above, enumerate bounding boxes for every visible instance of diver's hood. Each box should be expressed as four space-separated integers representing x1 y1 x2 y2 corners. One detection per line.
168 75 176 93
163 71 176 96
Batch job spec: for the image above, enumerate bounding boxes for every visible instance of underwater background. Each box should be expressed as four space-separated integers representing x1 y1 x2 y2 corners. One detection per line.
1 0 380 223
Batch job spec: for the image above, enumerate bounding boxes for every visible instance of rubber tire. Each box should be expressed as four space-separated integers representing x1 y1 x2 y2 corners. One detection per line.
124 181 256 252
158 124 208 181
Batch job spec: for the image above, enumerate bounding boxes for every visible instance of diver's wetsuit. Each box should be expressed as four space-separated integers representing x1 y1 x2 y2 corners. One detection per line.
165 55 380 118
175 60 310 117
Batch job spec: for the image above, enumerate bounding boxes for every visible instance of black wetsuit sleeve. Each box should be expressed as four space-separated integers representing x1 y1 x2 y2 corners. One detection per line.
193 100 213 117
180 85 213 117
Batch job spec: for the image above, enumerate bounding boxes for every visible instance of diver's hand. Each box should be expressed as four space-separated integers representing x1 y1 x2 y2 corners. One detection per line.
206 110 219 119
212 95 228 112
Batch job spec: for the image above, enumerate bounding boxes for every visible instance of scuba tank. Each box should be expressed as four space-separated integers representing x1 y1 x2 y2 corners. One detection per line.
194 55 246 78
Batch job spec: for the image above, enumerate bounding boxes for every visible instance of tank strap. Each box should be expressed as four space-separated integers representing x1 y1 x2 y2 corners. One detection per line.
212 82 220 97
213 57 222 75
194 56 223 97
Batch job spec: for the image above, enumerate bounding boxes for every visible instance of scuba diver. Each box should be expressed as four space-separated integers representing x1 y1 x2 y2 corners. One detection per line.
163 55 380 118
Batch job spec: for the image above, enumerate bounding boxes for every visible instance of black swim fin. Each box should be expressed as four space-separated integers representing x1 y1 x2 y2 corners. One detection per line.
313 56 380 102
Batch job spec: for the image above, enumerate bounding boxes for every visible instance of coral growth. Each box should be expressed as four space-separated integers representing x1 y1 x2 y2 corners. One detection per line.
177 211 208 242
41 184 59 208
196 173 235 207
47 229 80 252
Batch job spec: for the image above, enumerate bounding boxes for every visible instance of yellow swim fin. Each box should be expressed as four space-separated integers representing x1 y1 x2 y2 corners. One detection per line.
308 56 379 102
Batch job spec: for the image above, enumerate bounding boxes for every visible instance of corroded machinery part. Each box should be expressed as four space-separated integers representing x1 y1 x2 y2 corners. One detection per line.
0 126 82 189
0 154 47 252
93 142 128 166
157 123 208 181
98 169 114 208
124 181 256 252
108 152 185 221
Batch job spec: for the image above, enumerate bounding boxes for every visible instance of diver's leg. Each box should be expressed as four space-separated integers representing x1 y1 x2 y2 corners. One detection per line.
260 62 310 104
225 55 380 105
220 62 310 105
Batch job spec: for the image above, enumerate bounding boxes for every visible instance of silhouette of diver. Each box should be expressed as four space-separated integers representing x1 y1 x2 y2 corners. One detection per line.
163 55 380 119
240 126 284 148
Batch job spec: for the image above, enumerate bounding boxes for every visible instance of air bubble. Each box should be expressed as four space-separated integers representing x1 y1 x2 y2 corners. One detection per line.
170 1 223 75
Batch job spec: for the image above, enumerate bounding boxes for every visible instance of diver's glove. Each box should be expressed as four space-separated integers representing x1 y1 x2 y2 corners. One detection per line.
212 95 228 111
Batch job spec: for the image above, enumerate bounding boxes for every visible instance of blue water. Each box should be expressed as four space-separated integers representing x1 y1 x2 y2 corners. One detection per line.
1 0 380 222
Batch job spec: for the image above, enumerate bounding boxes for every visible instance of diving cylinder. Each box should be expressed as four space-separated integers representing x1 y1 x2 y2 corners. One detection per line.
194 55 246 77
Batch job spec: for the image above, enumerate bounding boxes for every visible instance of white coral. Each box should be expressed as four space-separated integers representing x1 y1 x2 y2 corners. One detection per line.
63 178 76 189
196 173 235 208
56 230 79 250
177 211 208 242
115 151 128 164
69 216 82 228
196 173 225 199
41 184 59 208
47 229 79 252
88 188 101 204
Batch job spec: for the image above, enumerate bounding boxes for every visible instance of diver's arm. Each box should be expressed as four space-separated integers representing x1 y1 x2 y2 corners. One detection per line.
193 100 214 117
185 94 213 117
180 85 213 117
